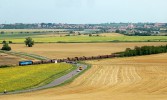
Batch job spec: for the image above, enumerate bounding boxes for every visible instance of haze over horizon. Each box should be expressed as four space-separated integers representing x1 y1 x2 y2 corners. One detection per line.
0 0 166 24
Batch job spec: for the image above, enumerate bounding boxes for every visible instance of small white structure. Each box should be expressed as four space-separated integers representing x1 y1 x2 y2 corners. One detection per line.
55 60 58 63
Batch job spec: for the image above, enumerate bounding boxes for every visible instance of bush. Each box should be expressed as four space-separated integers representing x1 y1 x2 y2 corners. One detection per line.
9 41 13 44
65 34 70 36
1 43 11 51
115 30 120 33
89 34 92 37
0 31 5 34
0 65 11 68
2 40 6 44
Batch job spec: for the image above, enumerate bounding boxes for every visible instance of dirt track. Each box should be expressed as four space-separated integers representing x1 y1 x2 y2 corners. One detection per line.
1 53 167 100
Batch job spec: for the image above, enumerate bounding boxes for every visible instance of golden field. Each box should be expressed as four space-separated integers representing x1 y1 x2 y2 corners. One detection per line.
1 53 167 100
3 42 167 59
99 33 125 37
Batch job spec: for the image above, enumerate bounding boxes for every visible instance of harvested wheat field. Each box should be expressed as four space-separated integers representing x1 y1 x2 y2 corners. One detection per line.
5 42 167 59
0 53 25 66
1 53 167 100
99 33 125 37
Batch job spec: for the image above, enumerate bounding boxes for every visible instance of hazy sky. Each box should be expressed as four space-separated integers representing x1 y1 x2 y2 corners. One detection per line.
0 0 166 24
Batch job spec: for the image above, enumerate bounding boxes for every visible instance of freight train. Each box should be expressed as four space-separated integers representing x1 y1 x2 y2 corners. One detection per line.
19 54 120 66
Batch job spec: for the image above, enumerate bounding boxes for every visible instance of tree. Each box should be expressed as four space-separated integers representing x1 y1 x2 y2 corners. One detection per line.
9 41 13 44
2 40 6 44
78 32 81 35
1 43 11 51
69 31 74 34
96 34 100 37
89 34 92 37
0 31 5 34
25 37 34 47
120 45 167 57
115 29 120 33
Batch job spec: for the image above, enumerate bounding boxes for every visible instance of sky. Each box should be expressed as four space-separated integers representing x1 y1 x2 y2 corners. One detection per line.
0 0 166 24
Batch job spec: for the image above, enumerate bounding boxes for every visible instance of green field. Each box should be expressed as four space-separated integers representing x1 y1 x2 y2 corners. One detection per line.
0 63 75 92
0 29 68 32
0 29 167 43
1 35 167 43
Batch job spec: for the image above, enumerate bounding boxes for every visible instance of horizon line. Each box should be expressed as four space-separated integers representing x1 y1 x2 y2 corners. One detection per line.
0 22 167 24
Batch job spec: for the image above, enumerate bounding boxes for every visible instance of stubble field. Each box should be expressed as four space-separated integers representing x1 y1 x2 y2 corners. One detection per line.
1 53 167 100
4 42 167 59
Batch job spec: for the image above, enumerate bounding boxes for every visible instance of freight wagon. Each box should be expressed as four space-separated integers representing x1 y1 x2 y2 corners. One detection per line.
18 54 120 66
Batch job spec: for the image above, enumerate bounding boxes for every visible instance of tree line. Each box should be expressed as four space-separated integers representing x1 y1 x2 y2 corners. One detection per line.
119 45 167 57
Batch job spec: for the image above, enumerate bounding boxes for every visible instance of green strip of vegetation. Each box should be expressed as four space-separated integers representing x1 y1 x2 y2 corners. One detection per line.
0 65 12 68
117 44 167 57
1 36 167 43
34 64 77 88
54 62 91 88
0 50 48 60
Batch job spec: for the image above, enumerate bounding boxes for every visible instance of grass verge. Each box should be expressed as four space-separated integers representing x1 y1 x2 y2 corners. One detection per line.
54 62 91 88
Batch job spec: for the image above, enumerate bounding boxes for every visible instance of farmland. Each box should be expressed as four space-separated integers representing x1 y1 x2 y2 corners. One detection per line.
1 35 167 43
0 29 68 33
2 42 166 59
99 33 125 36
0 29 167 100
0 53 26 66
0 63 74 93
1 53 167 100
1 31 167 43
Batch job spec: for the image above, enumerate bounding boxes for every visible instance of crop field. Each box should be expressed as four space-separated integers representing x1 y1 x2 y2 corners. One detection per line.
99 33 125 36
0 50 48 66
0 29 69 41
2 42 166 59
0 63 74 92
1 53 167 100
0 35 167 43
0 29 167 43
0 53 26 66
0 29 68 33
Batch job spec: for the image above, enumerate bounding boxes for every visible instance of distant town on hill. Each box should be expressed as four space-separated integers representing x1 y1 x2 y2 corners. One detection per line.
0 23 167 36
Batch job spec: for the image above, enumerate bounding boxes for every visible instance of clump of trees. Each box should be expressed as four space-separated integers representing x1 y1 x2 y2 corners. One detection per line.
2 40 13 44
25 37 34 47
1 42 11 51
115 29 126 34
120 45 167 57
0 31 5 34
9 41 13 44
2 40 6 44
89 34 92 37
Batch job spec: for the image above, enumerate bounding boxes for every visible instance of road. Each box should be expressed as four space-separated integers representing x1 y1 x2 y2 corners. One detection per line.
0 63 87 95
